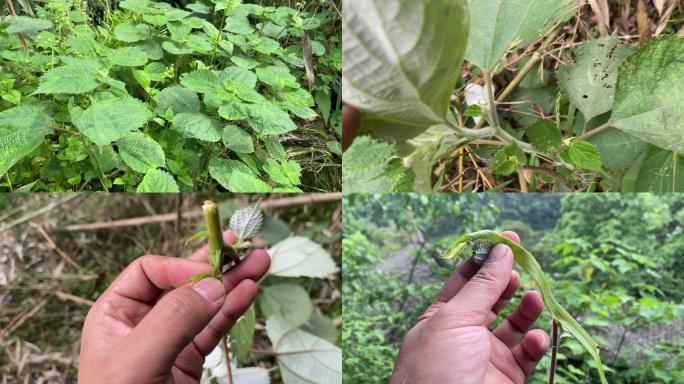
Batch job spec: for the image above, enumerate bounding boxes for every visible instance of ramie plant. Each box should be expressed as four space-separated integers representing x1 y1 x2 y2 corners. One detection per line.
444 230 607 384
0 0 341 192
343 0 684 193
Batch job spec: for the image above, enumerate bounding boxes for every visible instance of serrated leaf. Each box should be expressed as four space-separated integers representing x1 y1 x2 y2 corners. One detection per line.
0 104 52 175
226 170 272 192
492 144 527 176
224 11 254 35
180 69 220 94
342 136 405 192
612 36 684 154
172 112 221 142
526 120 562 153
261 284 312 329
4 16 53 34
568 141 603 172
268 236 337 278
117 131 166 173
108 47 148 67
229 205 263 240
263 137 287 162
208 157 271 192
263 159 302 186
465 0 575 70
244 102 297 135
256 65 299 89
280 88 318 120
137 169 179 192
220 66 258 88
154 85 200 117
73 97 152 146
557 36 634 122
35 59 102 95
222 124 254 153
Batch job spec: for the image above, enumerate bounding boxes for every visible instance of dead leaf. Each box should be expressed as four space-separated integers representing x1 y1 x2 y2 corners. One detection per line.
588 0 611 36
637 0 652 46
652 0 665 15
655 1 677 36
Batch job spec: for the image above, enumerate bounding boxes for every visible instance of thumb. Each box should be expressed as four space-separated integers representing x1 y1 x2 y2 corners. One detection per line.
117 277 225 373
441 244 514 326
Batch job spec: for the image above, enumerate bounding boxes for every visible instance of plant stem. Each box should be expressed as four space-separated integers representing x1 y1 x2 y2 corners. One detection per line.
549 320 559 384
202 200 224 274
221 336 233 384
484 71 501 132
575 121 613 141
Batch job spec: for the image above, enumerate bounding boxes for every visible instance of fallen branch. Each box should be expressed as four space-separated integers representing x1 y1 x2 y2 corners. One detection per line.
61 193 341 232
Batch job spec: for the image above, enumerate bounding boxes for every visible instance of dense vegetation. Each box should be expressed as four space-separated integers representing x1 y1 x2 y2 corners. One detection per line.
0 194 341 383
343 193 684 383
0 0 341 192
343 0 684 192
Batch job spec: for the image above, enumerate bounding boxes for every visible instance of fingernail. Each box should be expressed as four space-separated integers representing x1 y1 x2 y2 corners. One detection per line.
486 244 511 263
192 278 225 302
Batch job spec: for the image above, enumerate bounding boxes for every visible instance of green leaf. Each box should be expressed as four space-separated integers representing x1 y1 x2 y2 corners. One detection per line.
226 170 272 192
229 205 263 240
280 88 318 120
268 236 337 278
342 136 412 192
635 147 684 192
117 132 166 173
114 22 148 42
73 97 152 146
222 124 254 153
172 113 221 142
35 59 101 95
612 36 684 154
154 85 200 117
0 104 52 175
108 47 148 67
244 102 297 135
220 66 258 88
228 304 256 364
492 144 527 176
266 314 342 384
342 0 468 141
557 36 634 122
526 120 562 153
588 128 648 170
256 65 299 89
568 141 603 172
137 169 180 192
263 137 286 162
465 0 575 70
208 157 271 192
224 11 254 35
179 69 220 94
4 16 53 34
263 159 302 186
261 284 312 328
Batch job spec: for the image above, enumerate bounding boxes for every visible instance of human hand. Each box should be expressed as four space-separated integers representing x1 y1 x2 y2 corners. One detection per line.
390 231 549 384
342 104 360 151
78 231 270 384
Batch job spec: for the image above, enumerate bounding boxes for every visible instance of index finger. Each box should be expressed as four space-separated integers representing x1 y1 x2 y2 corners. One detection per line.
188 230 236 262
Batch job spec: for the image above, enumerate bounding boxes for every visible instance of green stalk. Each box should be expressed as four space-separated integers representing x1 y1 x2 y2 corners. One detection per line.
203 200 223 276
444 230 608 384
